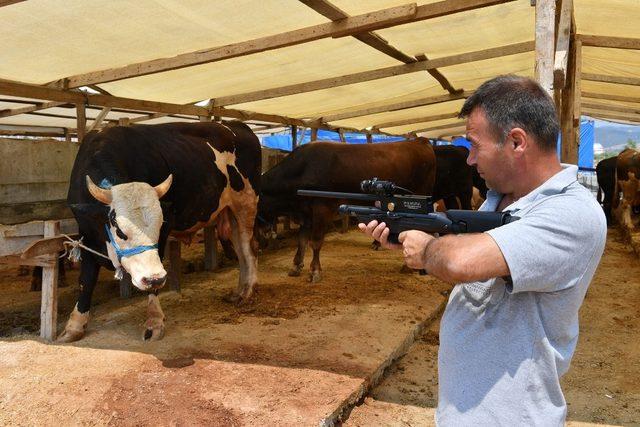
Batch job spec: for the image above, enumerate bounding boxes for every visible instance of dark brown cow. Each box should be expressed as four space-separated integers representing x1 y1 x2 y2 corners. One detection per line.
258 139 436 282
433 145 486 210
596 155 617 225
614 148 640 226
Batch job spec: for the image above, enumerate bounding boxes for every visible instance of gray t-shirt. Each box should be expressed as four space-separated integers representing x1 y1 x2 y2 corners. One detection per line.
436 164 607 426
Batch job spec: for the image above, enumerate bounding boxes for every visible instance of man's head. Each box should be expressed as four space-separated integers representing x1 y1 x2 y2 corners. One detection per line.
459 75 560 194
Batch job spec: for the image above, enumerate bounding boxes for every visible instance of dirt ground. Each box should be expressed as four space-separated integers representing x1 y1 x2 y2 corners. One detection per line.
346 227 640 427
0 230 449 426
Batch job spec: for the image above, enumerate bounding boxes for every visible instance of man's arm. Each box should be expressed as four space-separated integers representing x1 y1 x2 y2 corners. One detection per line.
360 220 509 284
404 231 509 284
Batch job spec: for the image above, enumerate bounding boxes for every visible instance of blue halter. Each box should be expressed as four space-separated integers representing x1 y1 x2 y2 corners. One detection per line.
104 224 158 262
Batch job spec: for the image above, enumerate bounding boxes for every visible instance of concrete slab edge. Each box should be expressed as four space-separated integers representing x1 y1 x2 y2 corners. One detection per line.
319 296 448 427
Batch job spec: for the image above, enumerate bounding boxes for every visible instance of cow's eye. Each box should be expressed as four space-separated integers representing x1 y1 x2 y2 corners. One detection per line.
109 210 128 241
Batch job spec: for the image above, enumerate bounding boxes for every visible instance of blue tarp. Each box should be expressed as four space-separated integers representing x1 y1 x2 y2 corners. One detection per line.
261 128 405 151
556 118 594 168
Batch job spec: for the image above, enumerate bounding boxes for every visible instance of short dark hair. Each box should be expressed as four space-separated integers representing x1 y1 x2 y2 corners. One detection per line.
458 75 560 151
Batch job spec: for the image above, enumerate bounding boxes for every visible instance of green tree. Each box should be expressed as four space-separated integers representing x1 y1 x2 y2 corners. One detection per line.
626 138 637 149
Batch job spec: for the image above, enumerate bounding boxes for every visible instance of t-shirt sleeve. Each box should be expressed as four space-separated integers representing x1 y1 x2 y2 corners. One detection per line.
486 194 606 293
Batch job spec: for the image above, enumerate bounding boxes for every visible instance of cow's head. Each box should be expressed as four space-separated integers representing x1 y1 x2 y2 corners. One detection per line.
86 175 172 291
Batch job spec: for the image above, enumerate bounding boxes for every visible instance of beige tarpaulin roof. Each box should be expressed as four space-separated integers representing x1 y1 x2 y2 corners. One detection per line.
0 0 638 138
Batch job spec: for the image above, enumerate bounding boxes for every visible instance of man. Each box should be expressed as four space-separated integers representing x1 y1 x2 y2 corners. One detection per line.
360 75 606 426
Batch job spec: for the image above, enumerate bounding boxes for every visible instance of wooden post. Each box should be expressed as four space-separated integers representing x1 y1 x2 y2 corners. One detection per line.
573 38 582 155
366 133 373 144
338 129 346 143
534 0 556 97
118 117 130 126
76 103 86 143
560 34 579 164
291 125 298 150
40 220 60 341
167 238 182 292
203 224 219 271
311 128 318 142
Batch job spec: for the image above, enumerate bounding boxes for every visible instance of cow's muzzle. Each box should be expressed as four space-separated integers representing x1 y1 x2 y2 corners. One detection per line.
141 275 167 290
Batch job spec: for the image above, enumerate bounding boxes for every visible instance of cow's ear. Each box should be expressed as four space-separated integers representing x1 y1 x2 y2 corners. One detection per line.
86 175 113 205
154 174 173 199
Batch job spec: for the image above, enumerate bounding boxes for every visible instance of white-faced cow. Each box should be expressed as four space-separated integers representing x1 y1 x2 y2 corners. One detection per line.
258 138 436 282
59 121 261 343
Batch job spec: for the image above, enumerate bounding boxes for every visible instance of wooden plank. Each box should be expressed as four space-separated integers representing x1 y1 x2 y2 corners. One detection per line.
20 235 72 259
581 103 640 115
579 35 640 50
582 109 640 123
411 120 466 133
0 101 67 118
213 41 533 107
322 91 472 122
292 125 298 149
581 91 640 104
299 0 460 94
338 129 346 142
3 218 77 237
573 38 581 125
553 0 572 88
582 73 640 87
40 220 59 341
203 225 219 271
0 255 52 267
167 238 182 292
0 199 73 226
373 111 459 130
534 0 556 96
87 107 111 132
76 103 86 143
311 127 318 141
51 0 513 89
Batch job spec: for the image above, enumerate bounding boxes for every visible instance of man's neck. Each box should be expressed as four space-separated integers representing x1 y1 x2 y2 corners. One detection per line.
508 155 563 200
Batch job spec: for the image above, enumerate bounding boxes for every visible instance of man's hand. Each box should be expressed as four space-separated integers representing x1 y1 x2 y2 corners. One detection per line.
358 220 402 250
398 230 435 269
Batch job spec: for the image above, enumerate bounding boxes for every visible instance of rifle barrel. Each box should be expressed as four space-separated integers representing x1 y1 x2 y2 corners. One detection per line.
297 189 378 202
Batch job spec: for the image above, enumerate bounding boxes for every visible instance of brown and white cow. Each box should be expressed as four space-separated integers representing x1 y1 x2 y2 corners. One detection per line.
60 121 261 342
258 139 436 282
614 148 640 227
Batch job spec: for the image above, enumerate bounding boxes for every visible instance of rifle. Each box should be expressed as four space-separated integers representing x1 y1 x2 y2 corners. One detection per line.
297 178 518 244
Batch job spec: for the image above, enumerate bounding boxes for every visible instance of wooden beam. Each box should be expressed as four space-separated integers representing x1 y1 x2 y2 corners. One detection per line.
578 35 640 50
582 73 640 87
311 127 318 141
412 120 466 133
76 103 86 143
0 101 67 118
535 0 556 96
0 0 26 7
213 41 532 106
582 102 640 115
299 0 460 94
581 91 640 105
553 0 572 88
373 111 459 130
560 34 578 164
292 125 298 149
322 90 472 122
87 107 111 132
51 0 514 89
40 220 59 342
582 109 640 123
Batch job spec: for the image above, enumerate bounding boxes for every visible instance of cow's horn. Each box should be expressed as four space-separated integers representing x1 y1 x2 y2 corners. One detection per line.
85 175 112 205
154 174 173 199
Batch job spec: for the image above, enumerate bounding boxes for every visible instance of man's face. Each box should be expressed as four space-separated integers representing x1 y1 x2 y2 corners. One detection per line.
465 108 513 194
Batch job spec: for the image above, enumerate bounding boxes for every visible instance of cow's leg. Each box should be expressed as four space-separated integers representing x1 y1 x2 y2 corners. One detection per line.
458 189 473 210
224 207 258 304
143 290 165 341
57 253 100 343
308 204 330 283
289 218 310 277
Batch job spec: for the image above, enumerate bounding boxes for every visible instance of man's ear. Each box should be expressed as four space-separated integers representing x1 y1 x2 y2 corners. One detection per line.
509 128 528 155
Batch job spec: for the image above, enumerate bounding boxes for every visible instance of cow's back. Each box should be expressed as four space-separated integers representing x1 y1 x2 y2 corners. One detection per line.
433 145 474 201
262 139 435 196
68 121 261 234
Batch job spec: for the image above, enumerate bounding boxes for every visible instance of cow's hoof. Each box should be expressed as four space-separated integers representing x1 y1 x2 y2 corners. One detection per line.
143 325 165 341
222 292 242 305
56 328 85 343
399 264 413 274
309 271 322 283
288 267 302 277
